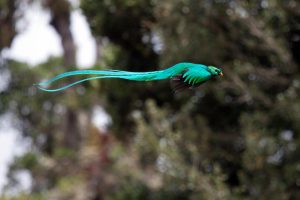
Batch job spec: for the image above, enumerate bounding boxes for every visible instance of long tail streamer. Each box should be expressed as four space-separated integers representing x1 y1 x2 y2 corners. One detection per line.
35 69 171 92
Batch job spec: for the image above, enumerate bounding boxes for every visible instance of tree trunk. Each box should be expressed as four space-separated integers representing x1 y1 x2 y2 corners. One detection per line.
45 0 76 67
0 0 17 50
45 0 81 150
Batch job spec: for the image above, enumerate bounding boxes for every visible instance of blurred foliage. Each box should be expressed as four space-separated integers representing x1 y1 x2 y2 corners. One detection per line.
0 0 300 199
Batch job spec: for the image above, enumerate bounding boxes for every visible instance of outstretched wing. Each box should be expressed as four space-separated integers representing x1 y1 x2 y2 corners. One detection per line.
170 66 211 93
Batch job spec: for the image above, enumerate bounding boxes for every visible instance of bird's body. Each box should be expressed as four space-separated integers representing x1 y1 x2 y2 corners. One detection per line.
36 62 223 92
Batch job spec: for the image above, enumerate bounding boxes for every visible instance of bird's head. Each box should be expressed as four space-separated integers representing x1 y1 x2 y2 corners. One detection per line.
207 66 224 77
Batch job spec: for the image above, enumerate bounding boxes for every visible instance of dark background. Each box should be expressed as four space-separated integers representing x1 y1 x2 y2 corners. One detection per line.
0 0 300 199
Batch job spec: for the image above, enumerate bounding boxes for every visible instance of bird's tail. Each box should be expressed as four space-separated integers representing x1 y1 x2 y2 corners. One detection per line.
36 69 171 92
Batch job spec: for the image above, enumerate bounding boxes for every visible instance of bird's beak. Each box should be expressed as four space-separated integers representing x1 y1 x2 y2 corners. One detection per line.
219 72 224 77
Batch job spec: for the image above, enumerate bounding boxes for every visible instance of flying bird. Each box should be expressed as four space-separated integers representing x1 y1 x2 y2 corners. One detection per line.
36 62 223 93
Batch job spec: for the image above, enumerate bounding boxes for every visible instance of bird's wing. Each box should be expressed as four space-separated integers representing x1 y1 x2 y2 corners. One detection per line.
182 66 211 85
171 67 211 93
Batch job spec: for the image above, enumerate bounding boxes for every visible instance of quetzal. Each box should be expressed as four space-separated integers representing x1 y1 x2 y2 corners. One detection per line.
36 62 223 93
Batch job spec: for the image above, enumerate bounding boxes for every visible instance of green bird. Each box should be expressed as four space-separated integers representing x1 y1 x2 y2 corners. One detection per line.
36 62 224 93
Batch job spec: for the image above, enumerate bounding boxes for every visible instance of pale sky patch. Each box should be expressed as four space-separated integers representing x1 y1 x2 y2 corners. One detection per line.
0 113 32 194
4 1 96 68
71 10 97 68
5 2 62 66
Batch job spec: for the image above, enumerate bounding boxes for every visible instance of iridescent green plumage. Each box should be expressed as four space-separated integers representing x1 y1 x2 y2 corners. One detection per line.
36 62 223 92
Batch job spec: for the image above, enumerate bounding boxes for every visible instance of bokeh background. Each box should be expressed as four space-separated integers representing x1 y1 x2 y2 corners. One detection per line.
0 0 300 199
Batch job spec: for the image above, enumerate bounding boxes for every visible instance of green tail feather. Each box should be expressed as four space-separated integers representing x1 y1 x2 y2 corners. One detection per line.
36 69 173 92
